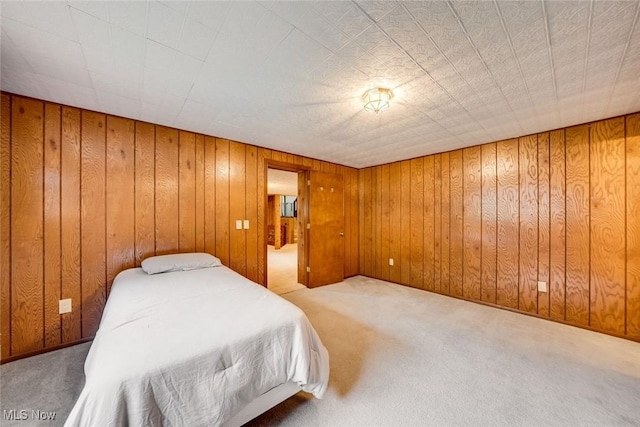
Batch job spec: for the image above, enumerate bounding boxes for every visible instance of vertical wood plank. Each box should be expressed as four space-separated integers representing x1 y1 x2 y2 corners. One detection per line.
257 148 271 285
423 156 435 291
60 107 81 343
389 162 402 283
373 167 381 278
481 143 497 303
245 145 258 282
363 168 373 276
80 111 106 338
155 127 179 255
519 136 538 314
410 158 424 288
434 154 442 293
204 136 216 255
215 139 230 266
43 103 61 347
449 150 463 297
441 153 451 294
497 139 519 309
590 118 625 334
0 94 10 358
179 131 196 253
538 133 551 317
463 147 482 300
380 164 390 281
106 117 135 294
565 124 590 326
134 122 155 265
400 160 412 286
195 135 205 252
342 166 352 277
229 142 246 275
11 96 44 354
627 113 640 339
549 130 566 321
350 168 359 277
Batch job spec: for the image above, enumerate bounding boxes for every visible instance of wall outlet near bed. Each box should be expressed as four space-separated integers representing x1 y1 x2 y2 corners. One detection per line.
537 281 547 293
59 299 72 314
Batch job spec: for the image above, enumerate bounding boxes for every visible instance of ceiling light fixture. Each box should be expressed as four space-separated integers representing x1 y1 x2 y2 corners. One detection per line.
362 87 394 113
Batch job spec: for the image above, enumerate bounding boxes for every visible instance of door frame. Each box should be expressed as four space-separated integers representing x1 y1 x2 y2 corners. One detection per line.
263 159 310 288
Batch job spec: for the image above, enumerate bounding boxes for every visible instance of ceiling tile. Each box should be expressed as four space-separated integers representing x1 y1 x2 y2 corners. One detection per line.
108 1 148 36
0 1 76 40
147 0 185 49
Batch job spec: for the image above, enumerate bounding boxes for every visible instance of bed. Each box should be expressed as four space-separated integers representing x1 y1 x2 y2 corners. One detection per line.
65 253 329 427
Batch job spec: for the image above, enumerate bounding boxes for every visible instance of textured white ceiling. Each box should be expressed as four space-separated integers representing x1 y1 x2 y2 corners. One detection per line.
1 1 639 168
267 168 298 196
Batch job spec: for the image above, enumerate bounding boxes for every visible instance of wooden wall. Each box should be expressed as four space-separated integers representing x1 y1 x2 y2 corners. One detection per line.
359 113 640 341
0 93 359 360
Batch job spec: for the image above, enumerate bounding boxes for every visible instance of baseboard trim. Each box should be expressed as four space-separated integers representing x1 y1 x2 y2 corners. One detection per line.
0 337 93 364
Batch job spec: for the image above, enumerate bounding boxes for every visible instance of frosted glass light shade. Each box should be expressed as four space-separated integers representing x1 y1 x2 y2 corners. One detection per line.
362 88 394 113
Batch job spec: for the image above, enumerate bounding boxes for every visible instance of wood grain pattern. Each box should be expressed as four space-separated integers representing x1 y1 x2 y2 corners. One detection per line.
627 113 640 339
565 125 590 326
11 96 44 354
134 122 155 265
363 168 373 276
179 131 196 253
400 160 412 286
195 135 205 252
389 162 402 284
549 130 566 321
373 167 381 278
380 164 390 281
449 150 463 297
497 139 519 309
463 147 481 300
423 156 435 291
590 118 625 334
257 148 270 286
245 145 258 282
106 117 135 294
229 141 246 276
537 133 550 317
60 107 81 343
44 103 61 347
433 154 442 293
80 111 106 338
518 136 538 314
349 168 360 277
410 158 424 288
0 94 10 358
215 139 230 266
204 136 216 255
481 143 497 303
155 127 179 255
441 153 450 294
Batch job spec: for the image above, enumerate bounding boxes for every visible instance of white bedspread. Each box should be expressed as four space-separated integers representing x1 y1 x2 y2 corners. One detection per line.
65 266 329 427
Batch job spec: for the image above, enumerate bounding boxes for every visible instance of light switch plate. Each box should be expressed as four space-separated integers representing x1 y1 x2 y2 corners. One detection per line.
59 299 72 314
243 220 249 229
389 258 394 266
538 281 547 292
235 220 242 230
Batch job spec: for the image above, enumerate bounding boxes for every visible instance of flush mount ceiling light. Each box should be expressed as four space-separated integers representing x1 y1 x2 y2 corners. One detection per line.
362 87 394 113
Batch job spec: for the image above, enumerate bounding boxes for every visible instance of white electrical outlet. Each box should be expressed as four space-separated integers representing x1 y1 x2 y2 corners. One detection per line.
59 299 72 314
243 220 249 229
235 220 242 230
389 258 394 266
538 281 547 292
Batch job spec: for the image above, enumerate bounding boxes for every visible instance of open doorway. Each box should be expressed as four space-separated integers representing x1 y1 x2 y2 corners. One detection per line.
267 168 306 295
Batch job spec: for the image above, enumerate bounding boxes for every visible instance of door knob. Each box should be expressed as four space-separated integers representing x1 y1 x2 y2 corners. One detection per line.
339 232 344 237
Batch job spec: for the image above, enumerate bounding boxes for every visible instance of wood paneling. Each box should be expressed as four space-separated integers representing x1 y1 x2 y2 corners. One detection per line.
449 150 463 297
44 103 61 347
433 154 442 293
106 117 135 293
537 133 550 317
549 130 566 321
80 111 106 338
589 118 625 334
462 147 481 300
481 143 497 303
389 163 401 284
519 135 538 314
2 93 359 360
565 125 590 326
400 160 411 286
410 158 424 288
363 168 373 276
380 165 390 282
441 153 450 295
497 139 519 309
627 113 640 340
423 156 435 291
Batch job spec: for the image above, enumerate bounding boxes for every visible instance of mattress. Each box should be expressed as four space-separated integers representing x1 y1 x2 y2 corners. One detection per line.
64 265 329 426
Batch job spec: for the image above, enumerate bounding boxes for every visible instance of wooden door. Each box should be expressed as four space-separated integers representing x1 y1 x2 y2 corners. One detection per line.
308 171 344 287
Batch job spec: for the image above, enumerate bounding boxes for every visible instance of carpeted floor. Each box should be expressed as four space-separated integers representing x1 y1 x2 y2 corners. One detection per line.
2 276 640 426
267 243 306 295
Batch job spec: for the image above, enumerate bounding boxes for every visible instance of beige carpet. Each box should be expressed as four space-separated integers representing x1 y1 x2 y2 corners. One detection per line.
2 276 639 426
267 243 306 295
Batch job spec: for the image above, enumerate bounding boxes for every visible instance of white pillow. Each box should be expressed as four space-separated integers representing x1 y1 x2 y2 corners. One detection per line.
141 253 222 275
